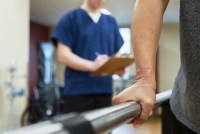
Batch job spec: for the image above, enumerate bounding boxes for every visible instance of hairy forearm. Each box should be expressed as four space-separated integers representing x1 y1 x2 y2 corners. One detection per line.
58 42 94 72
132 0 169 87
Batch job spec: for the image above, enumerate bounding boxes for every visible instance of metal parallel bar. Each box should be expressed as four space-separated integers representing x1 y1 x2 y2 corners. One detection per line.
4 89 172 134
155 90 172 106
83 101 141 133
84 89 172 133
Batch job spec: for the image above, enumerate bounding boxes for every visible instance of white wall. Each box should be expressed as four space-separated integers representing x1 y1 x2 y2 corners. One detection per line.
0 0 30 131
158 24 180 91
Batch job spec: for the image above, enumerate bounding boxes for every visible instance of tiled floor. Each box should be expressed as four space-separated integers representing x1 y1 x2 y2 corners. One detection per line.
112 116 161 134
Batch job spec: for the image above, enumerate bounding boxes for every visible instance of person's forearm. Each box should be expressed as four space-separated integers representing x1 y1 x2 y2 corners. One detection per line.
58 43 94 72
132 0 169 87
60 52 94 71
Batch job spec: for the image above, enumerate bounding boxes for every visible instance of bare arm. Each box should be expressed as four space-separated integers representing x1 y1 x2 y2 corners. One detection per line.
113 0 169 127
132 0 169 85
57 42 109 72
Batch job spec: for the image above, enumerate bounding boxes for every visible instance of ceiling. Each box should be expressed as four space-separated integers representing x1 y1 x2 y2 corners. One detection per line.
31 0 180 27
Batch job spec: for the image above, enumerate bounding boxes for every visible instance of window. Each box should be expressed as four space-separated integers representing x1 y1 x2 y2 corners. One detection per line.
119 28 131 55
113 28 132 80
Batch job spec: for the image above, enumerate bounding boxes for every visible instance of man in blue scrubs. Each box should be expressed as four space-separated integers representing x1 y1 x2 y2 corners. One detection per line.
51 0 124 113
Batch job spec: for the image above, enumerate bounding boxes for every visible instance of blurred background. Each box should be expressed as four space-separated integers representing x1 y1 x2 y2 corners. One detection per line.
0 0 180 133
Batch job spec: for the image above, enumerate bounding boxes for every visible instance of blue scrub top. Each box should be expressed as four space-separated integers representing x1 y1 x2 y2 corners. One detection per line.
51 8 124 96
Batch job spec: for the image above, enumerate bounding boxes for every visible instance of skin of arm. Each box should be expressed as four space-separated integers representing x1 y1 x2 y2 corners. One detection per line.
113 0 169 128
57 42 109 72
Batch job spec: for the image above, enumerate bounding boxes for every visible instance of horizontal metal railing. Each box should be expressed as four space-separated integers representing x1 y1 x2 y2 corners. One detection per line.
4 90 172 134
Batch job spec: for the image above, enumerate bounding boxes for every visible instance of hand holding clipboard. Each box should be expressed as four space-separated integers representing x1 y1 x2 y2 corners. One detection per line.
92 56 134 76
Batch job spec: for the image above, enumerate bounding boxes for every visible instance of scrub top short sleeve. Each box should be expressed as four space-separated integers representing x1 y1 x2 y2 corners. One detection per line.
50 8 124 96
51 13 74 48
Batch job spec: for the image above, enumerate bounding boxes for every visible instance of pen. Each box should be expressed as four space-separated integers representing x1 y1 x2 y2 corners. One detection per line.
95 52 100 57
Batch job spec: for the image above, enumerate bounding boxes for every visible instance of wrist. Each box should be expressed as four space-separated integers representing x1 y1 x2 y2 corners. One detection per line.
134 73 156 90
88 61 96 72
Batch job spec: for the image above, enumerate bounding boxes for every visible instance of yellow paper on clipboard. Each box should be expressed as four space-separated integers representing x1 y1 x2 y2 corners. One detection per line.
92 57 134 76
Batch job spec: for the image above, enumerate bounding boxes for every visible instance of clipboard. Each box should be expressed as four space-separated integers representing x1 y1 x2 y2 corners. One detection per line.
92 57 134 76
